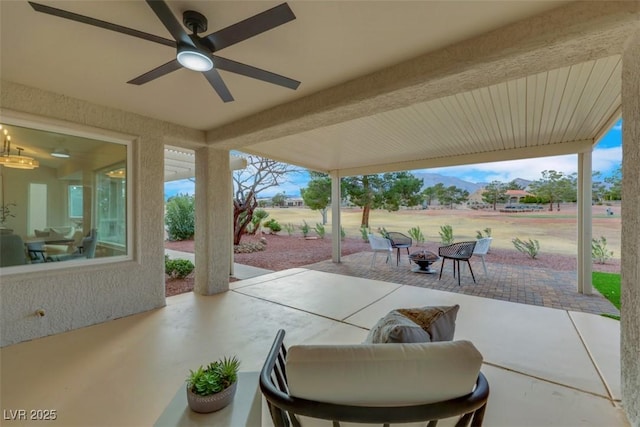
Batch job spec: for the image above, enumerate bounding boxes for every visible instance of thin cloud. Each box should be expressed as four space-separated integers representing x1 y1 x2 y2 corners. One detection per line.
425 145 620 183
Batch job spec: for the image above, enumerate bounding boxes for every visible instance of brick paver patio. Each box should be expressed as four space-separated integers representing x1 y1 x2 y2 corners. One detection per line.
304 251 619 316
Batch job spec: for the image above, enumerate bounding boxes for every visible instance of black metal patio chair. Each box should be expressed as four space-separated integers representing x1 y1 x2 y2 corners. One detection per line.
386 231 413 266
439 241 477 286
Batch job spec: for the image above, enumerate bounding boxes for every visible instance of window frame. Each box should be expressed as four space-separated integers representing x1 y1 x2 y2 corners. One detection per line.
0 110 135 274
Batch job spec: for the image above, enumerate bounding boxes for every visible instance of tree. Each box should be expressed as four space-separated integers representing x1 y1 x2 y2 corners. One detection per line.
342 174 386 228
529 170 575 211
165 193 195 241
506 180 524 190
343 171 423 227
481 181 507 210
382 172 424 211
592 171 607 203
233 155 299 245
604 165 622 200
271 192 286 207
300 172 332 224
421 186 437 206
436 185 469 209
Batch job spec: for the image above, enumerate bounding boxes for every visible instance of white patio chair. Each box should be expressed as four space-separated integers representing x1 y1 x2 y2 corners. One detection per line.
368 233 393 268
473 237 492 275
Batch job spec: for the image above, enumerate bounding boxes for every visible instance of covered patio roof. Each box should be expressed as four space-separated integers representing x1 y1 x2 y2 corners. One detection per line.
3 2 634 174
238 55 621 175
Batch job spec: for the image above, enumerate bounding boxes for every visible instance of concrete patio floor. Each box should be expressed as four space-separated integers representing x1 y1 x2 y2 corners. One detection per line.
0 268 626 426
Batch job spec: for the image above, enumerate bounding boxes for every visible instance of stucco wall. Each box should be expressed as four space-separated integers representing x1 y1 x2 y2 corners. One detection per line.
621 30 640 427
0 81 204 347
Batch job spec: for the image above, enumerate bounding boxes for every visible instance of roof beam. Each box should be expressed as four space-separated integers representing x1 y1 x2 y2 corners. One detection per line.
207 1 639 150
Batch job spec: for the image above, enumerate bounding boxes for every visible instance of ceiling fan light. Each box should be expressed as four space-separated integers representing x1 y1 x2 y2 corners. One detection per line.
51 148 70 158
176 46 213 72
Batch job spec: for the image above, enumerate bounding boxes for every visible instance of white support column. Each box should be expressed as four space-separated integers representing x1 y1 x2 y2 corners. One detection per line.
577 150 593 295
621 28 640 427
194 147 232 295
330 170 341 263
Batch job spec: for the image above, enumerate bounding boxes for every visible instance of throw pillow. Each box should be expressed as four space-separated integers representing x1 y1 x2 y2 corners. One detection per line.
397 305 460 342
364 304 460 344
363 310 431 344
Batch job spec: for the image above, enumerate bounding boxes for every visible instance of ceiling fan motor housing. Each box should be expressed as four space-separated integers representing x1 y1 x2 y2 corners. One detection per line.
183 10 207 34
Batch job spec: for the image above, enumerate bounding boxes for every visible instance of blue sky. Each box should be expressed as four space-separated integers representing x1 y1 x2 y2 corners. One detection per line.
165 119 622 199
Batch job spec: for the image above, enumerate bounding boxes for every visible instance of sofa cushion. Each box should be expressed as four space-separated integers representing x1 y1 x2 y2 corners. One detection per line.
364 305 460 344
286 340 482 406
34 229 50 238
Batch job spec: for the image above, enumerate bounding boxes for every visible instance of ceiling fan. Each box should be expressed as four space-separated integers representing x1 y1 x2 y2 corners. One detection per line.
28 0 301 103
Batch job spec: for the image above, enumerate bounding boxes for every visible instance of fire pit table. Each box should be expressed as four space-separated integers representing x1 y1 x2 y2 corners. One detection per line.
409 250 440 274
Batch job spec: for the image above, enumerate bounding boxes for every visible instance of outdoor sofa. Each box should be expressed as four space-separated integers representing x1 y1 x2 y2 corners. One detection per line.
260 329 489 427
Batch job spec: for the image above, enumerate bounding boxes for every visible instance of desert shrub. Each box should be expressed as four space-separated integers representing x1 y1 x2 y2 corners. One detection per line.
407 226 425 245
263 218 282 234
234 241 266 253
314 223 326 239
165 257 194 279
379 227 389 238
520 195 540 204
439 225 454 245
284 223 295 236
476 228 492 239
300 220 310 237
360 226 370 242
512 237 540 259
341 226 346 240
165 193 195 241
248 209 269 235
592 236 613 264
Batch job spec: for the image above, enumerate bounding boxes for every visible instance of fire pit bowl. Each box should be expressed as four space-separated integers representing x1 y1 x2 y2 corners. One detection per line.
409 251 440 274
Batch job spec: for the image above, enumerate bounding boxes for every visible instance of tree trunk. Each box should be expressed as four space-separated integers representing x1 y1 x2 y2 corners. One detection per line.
361 204 371 228
321 208 328 225
233 193 257 245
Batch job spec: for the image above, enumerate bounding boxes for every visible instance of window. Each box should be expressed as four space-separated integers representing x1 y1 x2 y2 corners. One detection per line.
0 119 131 269
96 164 127 247
68 185 83 219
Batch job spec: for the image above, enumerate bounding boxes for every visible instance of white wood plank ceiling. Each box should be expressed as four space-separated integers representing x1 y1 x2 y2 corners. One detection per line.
241 55 621 176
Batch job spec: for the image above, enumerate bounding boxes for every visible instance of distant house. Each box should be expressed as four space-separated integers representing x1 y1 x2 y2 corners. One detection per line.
285 198 305 207
505 189 533 204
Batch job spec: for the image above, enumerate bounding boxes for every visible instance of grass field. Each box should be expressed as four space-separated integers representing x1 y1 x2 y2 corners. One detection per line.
593 272 621 310
262 203 621 259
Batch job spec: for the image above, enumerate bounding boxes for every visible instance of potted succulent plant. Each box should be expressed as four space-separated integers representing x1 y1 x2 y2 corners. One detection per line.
185 356 240 413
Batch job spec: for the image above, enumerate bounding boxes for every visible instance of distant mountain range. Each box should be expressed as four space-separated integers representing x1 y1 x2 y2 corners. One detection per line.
412 172 481 193
412 173 532 193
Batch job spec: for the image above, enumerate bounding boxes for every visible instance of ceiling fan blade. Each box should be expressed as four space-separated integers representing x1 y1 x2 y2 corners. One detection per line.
28 2 175 48
202 3 295 52
145 0 193 47
127 59 182 85
212 56 300 90
203 69 234 103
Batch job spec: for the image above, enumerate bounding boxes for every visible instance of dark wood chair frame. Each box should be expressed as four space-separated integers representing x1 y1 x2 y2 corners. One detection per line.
439 241 477 286
260 329 490 427
385 231 413 266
